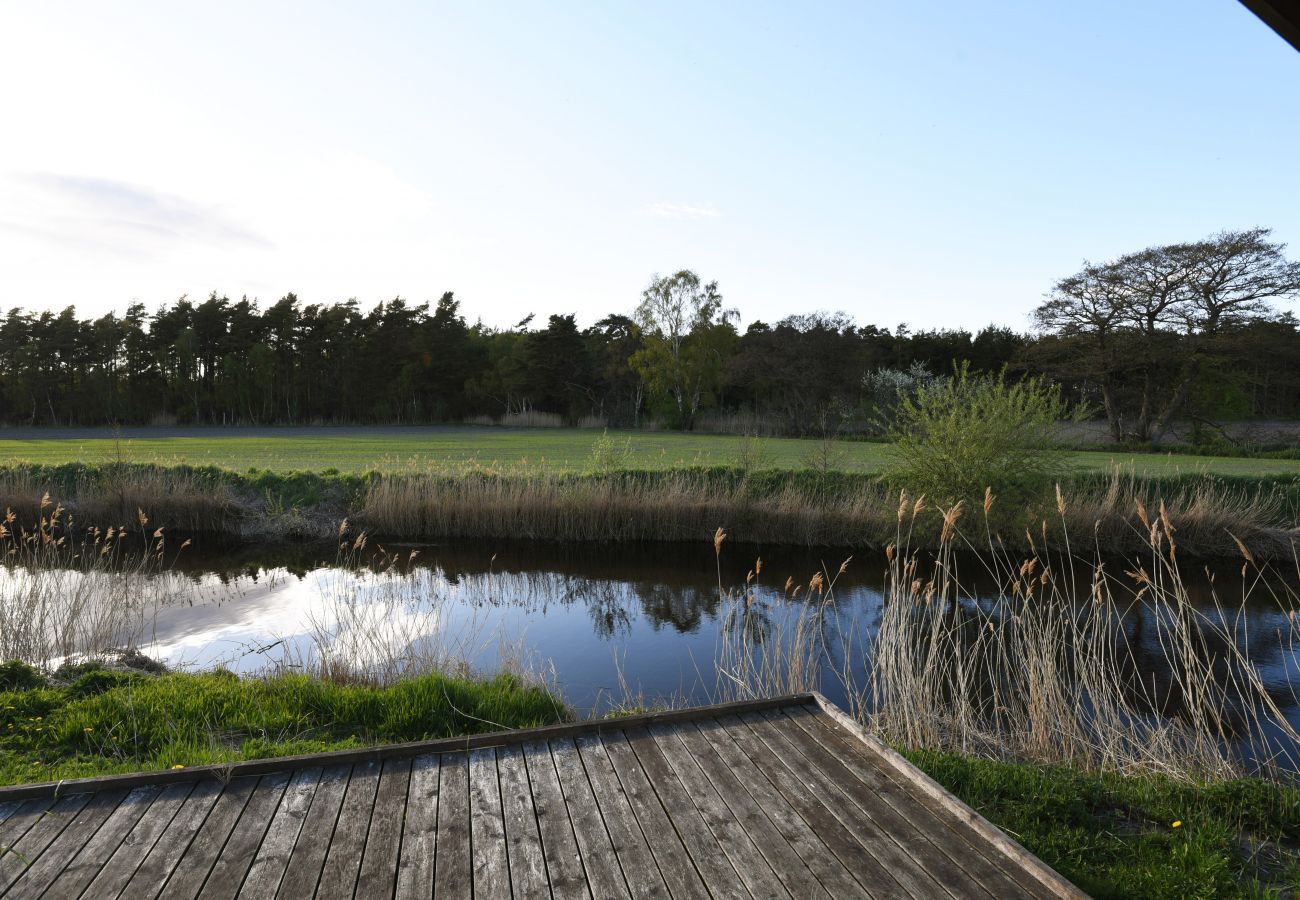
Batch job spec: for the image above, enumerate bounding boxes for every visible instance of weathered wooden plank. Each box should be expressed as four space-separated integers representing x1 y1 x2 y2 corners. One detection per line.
314 759 380 900
355 757 412 899
394 754 439 900
793 703 1061 898
119 779 225 900
496 743 550 898
0 801 25 828
433 751 472 898
600 730 726 899
275 764 352 900
45 785 160 898
194 772 291 900
747 708 987 899
549 736 631 899
157 777 258 900
650 721 826 899
714 712 910 898
80 781 194 898
619 727 756 900
0 695 816 804
468 747 512 898
0 792 92 893
3 789 128 900
688 718 869 899
521 739 591 900
574 733 676 899
0 798 54 866
238 766 324 899
0 697 1078 900
781 706 1046 897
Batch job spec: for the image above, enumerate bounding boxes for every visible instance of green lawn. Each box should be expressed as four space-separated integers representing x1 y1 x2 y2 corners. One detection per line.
906 749 1300 898
1 426 1298 477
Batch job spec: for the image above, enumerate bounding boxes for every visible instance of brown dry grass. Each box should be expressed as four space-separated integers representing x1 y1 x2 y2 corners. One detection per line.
0 499 183 668
359 471 896 546
0 467 239 534
1060 470 1297 559
359 467 1297 559
708 492 1300 780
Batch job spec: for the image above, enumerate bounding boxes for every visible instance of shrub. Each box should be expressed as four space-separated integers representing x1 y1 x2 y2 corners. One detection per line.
586 430 634 473
885 363 1077 514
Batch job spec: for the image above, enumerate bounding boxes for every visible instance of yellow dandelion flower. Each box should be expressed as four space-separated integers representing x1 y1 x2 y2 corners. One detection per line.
1171 820 1182 828
171 764 185 770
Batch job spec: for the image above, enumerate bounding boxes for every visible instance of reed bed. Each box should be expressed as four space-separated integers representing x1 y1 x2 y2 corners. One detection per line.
288 536 487 685
1062 469 1298 559
711 529 844 701
360 469 895 546
360 466 1298 558
0 464 239 534
711 492 1300 780
0 459 1293 558
0 499 189 669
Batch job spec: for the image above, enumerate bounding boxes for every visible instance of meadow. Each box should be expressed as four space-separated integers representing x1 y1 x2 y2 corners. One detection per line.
3 425 1300 477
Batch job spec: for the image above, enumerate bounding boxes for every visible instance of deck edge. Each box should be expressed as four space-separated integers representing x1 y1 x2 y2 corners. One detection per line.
808 692 1089 900
0 693 817 801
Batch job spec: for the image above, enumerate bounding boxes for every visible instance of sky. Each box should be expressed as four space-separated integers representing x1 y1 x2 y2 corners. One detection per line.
1 0 1297 333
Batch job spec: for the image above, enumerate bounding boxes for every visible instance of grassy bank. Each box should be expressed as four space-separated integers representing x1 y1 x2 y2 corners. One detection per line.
0 661 567 786
905 750 1300 898
1 659 1295 898
2 460 1296 558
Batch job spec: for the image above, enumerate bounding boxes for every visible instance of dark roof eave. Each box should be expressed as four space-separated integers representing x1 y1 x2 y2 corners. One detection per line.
1239 0 1300 52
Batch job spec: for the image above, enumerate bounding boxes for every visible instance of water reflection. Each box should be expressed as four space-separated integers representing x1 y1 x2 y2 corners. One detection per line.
5 538 1297 765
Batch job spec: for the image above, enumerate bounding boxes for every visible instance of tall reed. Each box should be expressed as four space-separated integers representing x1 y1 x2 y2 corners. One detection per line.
360 469 894 546
708 490 1300 781
857 492 1300 779
711 530 847 702
360 466 1297 557
0 498 185 669
0 464 238 533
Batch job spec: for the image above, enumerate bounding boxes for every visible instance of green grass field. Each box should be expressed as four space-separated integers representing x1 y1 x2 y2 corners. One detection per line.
1 425 1299 477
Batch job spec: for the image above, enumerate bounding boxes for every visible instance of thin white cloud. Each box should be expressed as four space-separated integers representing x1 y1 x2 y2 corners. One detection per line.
6 173 271 253
647 201 723 220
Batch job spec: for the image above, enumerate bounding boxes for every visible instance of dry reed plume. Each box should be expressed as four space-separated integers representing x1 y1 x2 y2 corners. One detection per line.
359 466 1297 559
708 489 1300 781
0 466 238 534
360 470 894 546
0 498 187 668
864 493 1300 779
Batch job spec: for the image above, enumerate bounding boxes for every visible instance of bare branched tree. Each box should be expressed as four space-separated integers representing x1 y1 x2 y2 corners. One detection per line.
1035 229 1300 444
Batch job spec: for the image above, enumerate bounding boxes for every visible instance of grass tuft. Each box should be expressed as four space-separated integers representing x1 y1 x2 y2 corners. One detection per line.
0 669 568 786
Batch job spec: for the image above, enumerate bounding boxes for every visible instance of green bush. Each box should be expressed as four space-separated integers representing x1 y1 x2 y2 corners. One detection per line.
586 430 634 473
885 363 1077 515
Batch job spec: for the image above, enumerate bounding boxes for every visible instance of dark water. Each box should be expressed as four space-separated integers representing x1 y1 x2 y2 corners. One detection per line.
114 538 1298 763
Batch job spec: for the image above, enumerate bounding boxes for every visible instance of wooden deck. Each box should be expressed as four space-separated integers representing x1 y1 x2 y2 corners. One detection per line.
0 693 1084 899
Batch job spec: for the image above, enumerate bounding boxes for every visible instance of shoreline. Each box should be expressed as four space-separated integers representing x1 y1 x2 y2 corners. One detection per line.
0 461 1296 560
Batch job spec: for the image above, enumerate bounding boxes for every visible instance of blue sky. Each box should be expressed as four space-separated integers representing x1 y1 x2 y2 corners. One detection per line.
1 1 1296 331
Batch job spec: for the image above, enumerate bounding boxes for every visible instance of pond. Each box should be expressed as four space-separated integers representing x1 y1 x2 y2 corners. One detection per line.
5 536 1299 769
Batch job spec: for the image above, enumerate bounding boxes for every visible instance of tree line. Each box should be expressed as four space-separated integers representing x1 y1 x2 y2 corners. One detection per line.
1 229 1297 442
